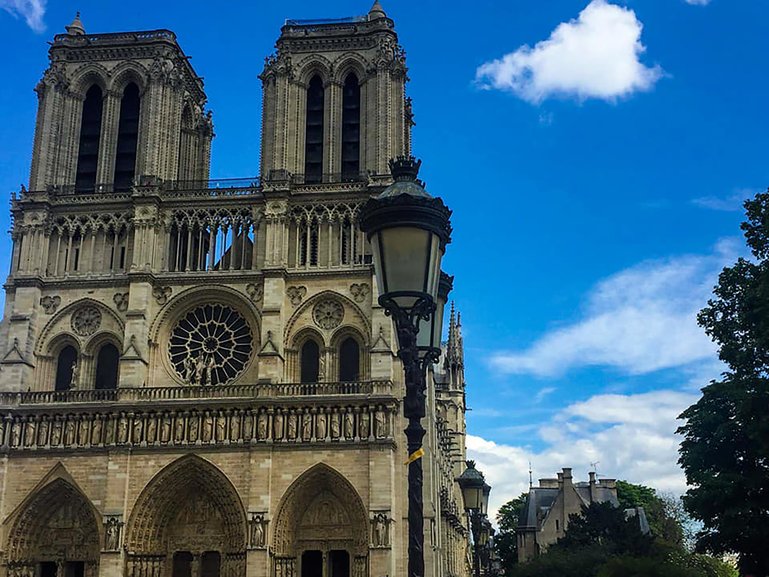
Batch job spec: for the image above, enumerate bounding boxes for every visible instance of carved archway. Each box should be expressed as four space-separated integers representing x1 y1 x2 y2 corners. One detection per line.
272 464 368 577
125 455 246 577
5 478 101 577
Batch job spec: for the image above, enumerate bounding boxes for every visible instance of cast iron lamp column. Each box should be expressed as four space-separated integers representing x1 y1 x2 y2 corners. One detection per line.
360 156 452 577
458 461 492 577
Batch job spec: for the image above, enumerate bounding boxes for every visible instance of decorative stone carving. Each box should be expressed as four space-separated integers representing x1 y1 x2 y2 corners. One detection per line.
349 283 369 303
313 299 344 330
70 357 80 389
168 303 253 386
371 512 390 547
104 516 123 551
152 286 172 305
40 295 61 314
113 292 129 312
249 513 267 549
71 305 101 336
286 286 306 306
245 282 263 303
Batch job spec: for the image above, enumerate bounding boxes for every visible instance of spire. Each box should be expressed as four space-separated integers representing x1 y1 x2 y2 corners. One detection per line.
446 301 458 362
368 0 387 20
65 11 85 35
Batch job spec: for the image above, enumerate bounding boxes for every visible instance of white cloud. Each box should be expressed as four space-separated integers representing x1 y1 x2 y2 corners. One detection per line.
684 0 711 5
0 0 46 32
475 0 662 103
692 189 755 212
488 239 739 377
467 389 697 521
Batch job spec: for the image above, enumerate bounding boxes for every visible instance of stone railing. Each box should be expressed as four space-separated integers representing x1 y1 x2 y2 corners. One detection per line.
0 380 393 407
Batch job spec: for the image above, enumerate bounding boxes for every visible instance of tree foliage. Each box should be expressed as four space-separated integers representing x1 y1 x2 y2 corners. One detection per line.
678 191 769 576
494 493 527 575
616 480 685 547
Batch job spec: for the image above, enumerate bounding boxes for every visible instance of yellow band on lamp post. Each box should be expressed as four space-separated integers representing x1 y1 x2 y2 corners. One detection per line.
405 447 425 465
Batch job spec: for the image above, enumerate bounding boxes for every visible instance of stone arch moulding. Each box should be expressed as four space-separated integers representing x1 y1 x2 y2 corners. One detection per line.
271 462 369 559
284 290 370 346
332 53 368 85
108 61 149 94
124 454 247 577
69 63 110 99
35 298 125 357
4 463 102 570
295 54 333 87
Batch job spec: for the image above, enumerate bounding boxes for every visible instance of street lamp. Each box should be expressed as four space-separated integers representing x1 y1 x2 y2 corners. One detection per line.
458 460 492 577
418 271 453 362
359 156 452 577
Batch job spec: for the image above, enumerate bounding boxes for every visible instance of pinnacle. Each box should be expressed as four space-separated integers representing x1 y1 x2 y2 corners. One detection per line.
368 0 386 20
65 11 85 35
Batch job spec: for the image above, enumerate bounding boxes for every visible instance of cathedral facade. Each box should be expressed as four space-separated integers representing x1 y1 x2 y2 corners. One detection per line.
0 4 471 577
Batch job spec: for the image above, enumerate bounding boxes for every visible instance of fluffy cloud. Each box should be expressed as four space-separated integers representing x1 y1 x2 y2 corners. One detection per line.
684 0 711 5
692 189 755 212
488 239 739 377
0 0 46 32
475 0 662 103
467 389 697 520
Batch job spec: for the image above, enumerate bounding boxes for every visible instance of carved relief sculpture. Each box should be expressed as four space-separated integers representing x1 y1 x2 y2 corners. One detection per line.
71 305 102 336
372 512 390 547
349 283 369 303
286 286 307 306
104 516 122 551
249 513 267 549
40 295 61 314
152 286 172 305
113 293 129 312
312 299 344 330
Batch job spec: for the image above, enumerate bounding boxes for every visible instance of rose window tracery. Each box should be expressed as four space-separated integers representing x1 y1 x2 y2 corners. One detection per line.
312 299 344 330
168 304 252 386
71 305 102 336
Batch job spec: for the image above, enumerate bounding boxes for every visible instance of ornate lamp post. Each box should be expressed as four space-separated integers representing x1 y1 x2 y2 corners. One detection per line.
360 156 452 577
458 460 492 577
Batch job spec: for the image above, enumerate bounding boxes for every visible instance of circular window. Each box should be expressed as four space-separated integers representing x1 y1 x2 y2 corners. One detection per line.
312 299 344 330
168 304 253 386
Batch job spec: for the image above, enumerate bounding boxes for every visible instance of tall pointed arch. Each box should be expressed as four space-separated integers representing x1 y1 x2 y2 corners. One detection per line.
304 75 325 183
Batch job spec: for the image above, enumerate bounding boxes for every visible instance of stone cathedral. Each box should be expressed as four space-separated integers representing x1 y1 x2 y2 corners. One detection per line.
0 4 472 577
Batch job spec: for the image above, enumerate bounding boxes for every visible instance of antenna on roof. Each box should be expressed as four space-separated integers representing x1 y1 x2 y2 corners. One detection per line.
528 461 533 489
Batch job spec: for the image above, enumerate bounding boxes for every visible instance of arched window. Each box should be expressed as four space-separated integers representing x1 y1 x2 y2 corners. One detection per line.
338 337 360 382
55 345 78 391
304 75 324 184
341 72 360 180
94 343 120 390
178 105 195 181
300 339 320 384
114 82 140 191
75 85 104 192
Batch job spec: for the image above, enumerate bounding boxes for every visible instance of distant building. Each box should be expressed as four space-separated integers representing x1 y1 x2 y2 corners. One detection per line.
516 468 649 562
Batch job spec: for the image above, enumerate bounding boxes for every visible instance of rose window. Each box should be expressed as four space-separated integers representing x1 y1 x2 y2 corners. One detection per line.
168 304 253 386
312 299 344 330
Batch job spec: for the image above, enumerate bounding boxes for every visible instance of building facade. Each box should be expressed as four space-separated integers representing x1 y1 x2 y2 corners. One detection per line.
0 5 471 577
516 468 648 563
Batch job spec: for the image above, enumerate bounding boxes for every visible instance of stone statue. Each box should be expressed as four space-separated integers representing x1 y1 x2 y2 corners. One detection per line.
302 412 312 440
373 513 388 547
24 420 35 446
64 419 76 446
318 354 326 382
216 413 226 441
146 417 157 444
69 358 80 389
273 411 284 440
343 411 354 439
38 419 49 446
132 417 143 444
359 412 370 439
91 417 102 445
183 355 196 384
174 416 185 443
117 415 128 444
51 419 62 446
195 355 206 385
105 517 121 551
205 355 216 386
316 413 327 440
161 414 172 443
11 421 21 447
188 415 199 441
257 413 268 440
230 413 240 440
242 412 253 440
250 513 265 548
375 409 387 438
330 412 340 439
78 418 89 445
287 412 297 440
202 413 213 442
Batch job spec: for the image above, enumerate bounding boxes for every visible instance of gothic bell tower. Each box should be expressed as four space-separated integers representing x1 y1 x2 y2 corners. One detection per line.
259 1 412 181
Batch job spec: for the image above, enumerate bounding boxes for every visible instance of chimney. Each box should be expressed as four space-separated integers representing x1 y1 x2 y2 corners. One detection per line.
562 468 573 487
589 471 596 502
557 472 563 490
539 478 559 489
589 471 596 485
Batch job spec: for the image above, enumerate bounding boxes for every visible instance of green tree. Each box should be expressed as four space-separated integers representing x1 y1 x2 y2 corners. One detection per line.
495 493 527 575
616 480 685 547
553 501 653 557
678 191 769 576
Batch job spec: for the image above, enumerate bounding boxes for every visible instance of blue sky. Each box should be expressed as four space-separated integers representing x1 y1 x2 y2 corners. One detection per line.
1 0 767 513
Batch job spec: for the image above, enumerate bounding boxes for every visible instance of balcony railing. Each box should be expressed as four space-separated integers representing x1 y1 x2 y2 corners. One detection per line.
0 380 394 407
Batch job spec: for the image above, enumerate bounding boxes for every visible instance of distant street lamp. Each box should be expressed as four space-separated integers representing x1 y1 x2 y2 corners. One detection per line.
360 156 452 577
458 460 492 577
